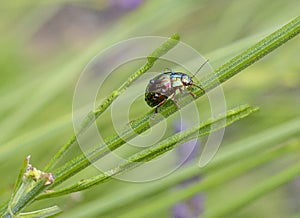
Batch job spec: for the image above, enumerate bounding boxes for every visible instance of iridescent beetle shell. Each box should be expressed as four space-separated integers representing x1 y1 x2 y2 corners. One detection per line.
145 71 202 111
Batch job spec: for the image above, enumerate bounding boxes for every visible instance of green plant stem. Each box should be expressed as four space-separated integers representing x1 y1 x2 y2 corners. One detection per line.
157 15 300 116
205 152 300 217
4 156 31 216
49 15 300 189
43 33 180 171
2 180 47 218
10 157 29 204
18 206 62 218
4 15 300 215
38 105 257 199
62 114 300 217
0 201 9 217
121 140 300 218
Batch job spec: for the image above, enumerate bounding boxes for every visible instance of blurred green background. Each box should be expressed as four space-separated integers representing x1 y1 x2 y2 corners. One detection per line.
0 0 299 217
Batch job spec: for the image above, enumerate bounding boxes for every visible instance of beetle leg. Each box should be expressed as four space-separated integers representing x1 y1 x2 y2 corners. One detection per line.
170 92 180 109
155 98 168 113
188 91 197 98
180 87 197 98
178 88 183 94
179 87 196 99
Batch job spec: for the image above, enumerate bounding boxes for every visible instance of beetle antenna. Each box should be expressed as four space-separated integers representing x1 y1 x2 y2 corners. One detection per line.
192 83 204 91
191 59 209 78
164 68 173 73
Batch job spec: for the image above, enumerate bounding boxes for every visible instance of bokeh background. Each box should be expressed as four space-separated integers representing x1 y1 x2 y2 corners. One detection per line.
0 0 299 217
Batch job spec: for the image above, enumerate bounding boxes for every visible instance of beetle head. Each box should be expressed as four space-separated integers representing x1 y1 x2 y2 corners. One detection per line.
181 74 193 86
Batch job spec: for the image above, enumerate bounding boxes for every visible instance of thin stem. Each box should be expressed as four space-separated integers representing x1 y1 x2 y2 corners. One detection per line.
120 140 300 218
205 152 300 217
49 15 300 189
44 33 180 171
4 15 300 215
158 15 300 116
38 105 258 199
19 206 62 218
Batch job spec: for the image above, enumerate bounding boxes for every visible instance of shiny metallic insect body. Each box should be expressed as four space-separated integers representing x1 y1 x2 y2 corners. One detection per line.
145 60 208 112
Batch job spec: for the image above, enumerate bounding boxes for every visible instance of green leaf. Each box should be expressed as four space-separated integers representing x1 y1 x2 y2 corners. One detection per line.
204 141 300 218
2 180 47 218
214 116 300 169
38 105 258 199
19 206 62 218
3 14 300 215
49 15 300 191
43 33 180 171
7 156 30 207
0 201 9 216
156 15 300 115
120 140 300 218
62 116 300 217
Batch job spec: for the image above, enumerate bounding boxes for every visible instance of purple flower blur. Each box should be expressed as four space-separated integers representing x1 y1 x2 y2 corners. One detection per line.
111 0 144 10
172 122 204 218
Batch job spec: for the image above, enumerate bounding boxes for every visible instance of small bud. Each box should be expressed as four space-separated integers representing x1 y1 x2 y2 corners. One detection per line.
23 156 55 185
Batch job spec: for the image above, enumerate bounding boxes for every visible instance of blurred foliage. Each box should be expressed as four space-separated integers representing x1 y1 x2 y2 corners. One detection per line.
0 0 299 217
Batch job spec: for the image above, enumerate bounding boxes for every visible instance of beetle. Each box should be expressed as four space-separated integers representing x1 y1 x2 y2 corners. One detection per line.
145 60 208 112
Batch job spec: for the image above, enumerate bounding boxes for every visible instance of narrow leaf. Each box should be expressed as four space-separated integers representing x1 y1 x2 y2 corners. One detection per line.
51 15 300 188
205 145 300 217
8 156 30 205
44 33 180 171
121 140 300 218
19 206 62 218
65 117 300 217
38 105 258 199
